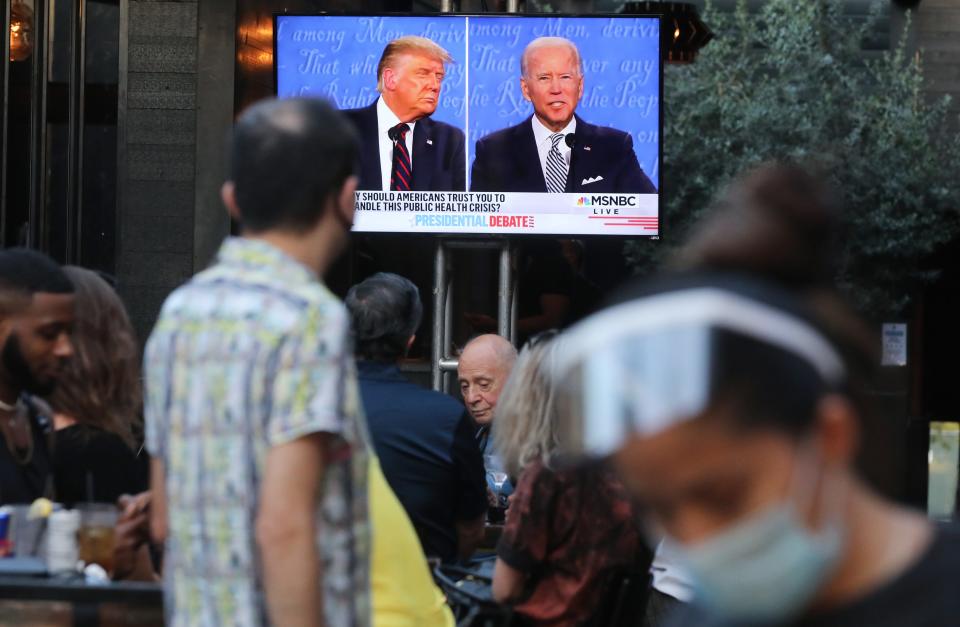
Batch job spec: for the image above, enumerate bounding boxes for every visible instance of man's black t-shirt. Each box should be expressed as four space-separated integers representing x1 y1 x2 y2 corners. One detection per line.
667 524 960 627
0 399 53 504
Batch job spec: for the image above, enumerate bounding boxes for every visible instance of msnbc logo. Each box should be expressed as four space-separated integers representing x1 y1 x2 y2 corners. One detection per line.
576 197 593 207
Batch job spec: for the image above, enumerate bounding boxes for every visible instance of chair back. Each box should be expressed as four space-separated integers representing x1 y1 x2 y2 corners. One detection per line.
433 561 514 627
587 570 654 627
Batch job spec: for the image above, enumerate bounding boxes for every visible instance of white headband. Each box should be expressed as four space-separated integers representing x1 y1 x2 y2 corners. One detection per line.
556 288 846 385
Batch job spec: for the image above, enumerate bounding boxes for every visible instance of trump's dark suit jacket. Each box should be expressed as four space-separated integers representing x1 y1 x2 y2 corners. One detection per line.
470 115 657 194
343 102 466 192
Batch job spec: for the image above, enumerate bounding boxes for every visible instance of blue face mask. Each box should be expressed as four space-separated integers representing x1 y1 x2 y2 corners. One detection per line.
676 496 843 624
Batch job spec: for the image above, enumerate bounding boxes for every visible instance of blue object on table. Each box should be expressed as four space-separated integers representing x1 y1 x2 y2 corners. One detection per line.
482 451 514 502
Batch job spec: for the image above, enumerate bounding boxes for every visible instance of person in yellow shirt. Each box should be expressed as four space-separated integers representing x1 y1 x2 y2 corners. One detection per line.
369 456 455 627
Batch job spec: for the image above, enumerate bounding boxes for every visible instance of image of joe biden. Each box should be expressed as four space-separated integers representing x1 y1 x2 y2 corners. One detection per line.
470 36 657 194
343 36 466 191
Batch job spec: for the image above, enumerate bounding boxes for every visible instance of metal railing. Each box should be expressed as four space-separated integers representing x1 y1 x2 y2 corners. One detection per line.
431 239 517 392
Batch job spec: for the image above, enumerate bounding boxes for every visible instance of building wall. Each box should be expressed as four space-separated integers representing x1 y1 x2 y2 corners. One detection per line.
118 0 199 342
118 0 373 340
118 0 235 342
913 0 960 129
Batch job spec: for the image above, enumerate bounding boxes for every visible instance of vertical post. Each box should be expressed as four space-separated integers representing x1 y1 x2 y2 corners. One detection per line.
115 0 128 275
432 241 447 391
28 0 49 249
497 240 512 340
442 262 454 393
1 0 11 245
506 0 520 14
77 0 88 262
66 0 88 263
510 268 519 346
433 0 455 391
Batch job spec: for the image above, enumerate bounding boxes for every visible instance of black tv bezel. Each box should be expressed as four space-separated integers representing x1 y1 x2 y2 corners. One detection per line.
271 11 665 242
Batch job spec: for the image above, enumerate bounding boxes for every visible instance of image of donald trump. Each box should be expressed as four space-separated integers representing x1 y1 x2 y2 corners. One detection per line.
343 35 466 192
470 36 656 194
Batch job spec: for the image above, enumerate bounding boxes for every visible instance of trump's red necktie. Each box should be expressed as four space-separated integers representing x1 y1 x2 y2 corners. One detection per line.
389 123 412 191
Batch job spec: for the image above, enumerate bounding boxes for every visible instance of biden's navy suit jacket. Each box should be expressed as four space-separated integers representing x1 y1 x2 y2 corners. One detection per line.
470 115 657 194
343 102 466 192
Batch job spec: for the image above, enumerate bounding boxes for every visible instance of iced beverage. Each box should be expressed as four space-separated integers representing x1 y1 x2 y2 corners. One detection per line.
76 505 117 575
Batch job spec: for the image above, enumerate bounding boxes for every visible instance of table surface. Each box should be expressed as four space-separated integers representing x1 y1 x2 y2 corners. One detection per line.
0 575 163 605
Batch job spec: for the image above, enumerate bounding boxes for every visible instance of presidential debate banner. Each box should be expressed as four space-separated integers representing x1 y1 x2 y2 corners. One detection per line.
275 14 661 237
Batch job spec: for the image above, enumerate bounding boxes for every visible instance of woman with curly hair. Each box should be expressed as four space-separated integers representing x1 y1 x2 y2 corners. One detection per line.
46 266 147 505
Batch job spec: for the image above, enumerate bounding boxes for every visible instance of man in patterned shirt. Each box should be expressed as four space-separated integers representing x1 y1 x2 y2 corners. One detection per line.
144 97 370 626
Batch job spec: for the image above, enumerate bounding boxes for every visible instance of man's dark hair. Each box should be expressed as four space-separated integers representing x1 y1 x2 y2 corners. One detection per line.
230 97 360 232
346 273 423 363
0 248 73 311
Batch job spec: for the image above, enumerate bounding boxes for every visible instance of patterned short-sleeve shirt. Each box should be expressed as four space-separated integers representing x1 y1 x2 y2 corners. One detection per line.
144 237 370 627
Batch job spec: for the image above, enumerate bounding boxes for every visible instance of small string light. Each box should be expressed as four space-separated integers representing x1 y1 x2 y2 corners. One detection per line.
10 0 35 62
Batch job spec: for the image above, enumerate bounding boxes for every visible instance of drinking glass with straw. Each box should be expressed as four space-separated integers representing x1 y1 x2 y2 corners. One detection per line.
76 473 117 576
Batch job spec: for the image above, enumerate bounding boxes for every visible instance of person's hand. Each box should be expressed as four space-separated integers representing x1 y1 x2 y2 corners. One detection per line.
118 492 151 521
113 492 152 580
504 493 517 524
464 312 497 332
486 486 499 508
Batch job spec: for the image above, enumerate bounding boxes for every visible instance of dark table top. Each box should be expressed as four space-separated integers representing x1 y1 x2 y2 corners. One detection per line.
0 575 162 605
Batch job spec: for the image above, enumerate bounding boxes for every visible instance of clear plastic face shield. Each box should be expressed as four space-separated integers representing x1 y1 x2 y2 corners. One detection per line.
552 287 847 461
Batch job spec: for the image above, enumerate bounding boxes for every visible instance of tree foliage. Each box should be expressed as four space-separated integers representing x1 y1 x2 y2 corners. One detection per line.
627 0 960 317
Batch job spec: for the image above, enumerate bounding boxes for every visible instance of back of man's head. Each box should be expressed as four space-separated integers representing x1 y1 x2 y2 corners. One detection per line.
346 273 423 363
0 248 74 315
229 97 359 232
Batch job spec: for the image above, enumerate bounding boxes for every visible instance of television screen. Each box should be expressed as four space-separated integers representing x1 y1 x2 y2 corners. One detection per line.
275 13 661 237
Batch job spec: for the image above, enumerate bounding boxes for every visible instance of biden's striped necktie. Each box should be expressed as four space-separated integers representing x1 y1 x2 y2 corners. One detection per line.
545 133 568 193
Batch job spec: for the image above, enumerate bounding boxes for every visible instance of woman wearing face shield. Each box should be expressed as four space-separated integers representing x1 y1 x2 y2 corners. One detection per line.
553 163 960 627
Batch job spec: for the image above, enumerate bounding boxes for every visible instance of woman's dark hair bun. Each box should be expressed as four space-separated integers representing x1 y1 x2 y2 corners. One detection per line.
672 161 841 289
672 159 879 379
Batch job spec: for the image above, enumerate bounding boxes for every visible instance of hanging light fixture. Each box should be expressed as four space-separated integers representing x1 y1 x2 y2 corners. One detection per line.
622 2 713 64
9 0 35 62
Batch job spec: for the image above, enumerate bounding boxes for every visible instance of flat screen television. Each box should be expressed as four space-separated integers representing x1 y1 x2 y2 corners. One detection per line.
274 13 662 237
